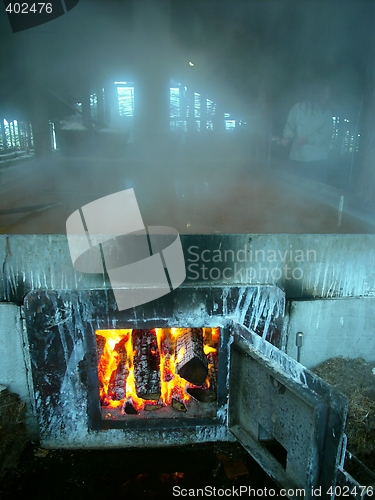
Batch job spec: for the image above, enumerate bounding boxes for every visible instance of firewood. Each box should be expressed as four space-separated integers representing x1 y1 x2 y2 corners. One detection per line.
108 361 128 400
187 387 216 403
132 330 161 400
107 337 128 401
124 401 138 415
144 404 163 412
175 328 208 386
172 398 187 412
187 350 218 402
207 350 218 393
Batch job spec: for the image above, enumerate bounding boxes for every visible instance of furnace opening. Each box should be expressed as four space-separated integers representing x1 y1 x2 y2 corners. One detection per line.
95 327 220 420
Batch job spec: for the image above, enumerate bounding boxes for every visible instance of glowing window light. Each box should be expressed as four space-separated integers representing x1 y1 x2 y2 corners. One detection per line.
117 86 134 117
207 99 215 118
3 119 12 148
12 120 20 148
170 88 180 118
90 94 97 120
225 120 236 131
192 93 200 118
170 120 187 132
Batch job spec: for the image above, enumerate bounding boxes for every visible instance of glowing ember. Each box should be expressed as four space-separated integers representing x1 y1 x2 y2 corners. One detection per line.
96 328 219 414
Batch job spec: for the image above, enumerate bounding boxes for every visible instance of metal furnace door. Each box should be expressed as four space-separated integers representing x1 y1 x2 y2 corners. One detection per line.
228 323 348 500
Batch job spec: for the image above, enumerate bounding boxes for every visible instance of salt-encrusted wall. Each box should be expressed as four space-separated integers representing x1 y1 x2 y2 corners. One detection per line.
0 303 38 435
286 297 375 368
1 234 375 301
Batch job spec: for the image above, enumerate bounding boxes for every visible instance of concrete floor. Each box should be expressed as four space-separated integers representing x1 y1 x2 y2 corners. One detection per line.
0 154 374 234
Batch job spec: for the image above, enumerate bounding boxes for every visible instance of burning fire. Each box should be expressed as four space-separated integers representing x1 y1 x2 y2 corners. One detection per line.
96 327 219 414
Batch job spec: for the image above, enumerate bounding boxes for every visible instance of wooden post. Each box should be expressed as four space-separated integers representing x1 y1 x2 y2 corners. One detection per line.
132 0 171 143
81 82 91 131
213 102 225 133
104 83 116 127
30 86 52 159
96 84 106 128
200 92 207 133
186 86 197 133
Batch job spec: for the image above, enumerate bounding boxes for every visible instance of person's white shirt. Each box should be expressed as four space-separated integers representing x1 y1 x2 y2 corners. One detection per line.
283 102 333 161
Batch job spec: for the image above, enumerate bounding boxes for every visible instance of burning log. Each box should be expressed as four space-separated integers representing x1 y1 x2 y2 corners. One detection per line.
206 350 218 393
172 398 187 412
175 328 208 386
107 337 128 401
132 330 161 400
144 404 163 412
124 400 138 415
187 350 218 403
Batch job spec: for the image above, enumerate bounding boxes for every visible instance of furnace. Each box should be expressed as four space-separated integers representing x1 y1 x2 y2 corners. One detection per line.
23 285 283 439
21 283 348 499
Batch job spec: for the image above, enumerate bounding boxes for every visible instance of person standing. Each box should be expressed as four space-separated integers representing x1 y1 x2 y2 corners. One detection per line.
282 81 333 183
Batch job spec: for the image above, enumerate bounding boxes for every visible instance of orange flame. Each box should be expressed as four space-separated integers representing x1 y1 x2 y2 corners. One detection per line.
96 327 219 413
155 328 191 405
203 345 217 355
97 329 130 400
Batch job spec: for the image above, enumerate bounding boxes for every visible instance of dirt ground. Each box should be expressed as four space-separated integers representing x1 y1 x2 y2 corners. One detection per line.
0 441 280 500
313 357 375 473
1 357 374 498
